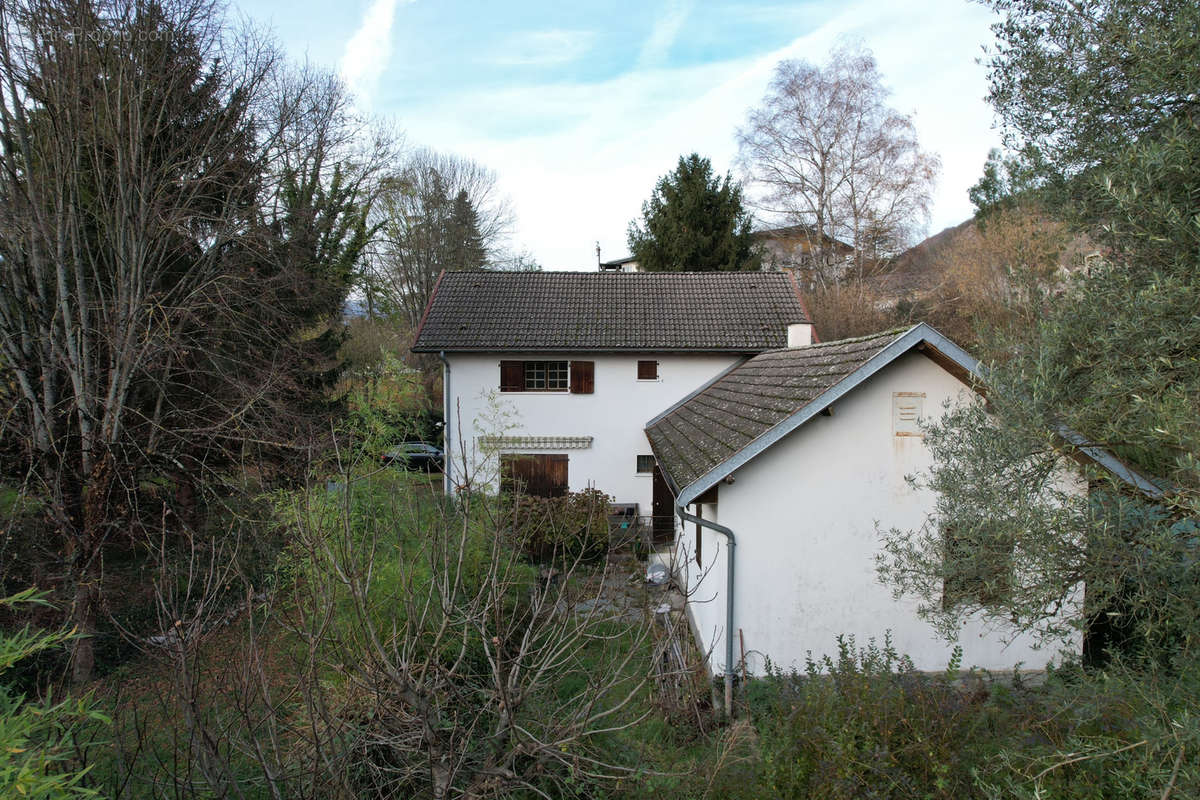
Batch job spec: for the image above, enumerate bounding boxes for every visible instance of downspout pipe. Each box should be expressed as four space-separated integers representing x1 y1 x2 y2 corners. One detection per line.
438 350 451 496
676 503 737 719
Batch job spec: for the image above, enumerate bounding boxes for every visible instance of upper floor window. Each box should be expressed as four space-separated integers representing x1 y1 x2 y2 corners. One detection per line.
500 360 593 393
637 360 659 380
527 360 568 390
636 454 656 474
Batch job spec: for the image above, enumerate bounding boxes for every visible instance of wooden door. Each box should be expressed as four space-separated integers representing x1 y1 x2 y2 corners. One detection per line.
651 464 675 543
501 454 569 498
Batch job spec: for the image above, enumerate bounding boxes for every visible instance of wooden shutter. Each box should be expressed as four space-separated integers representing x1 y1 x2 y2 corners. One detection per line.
637 360 658 380
544 454 568 497
500 360 525 392
569 361 594 394
501 454 568 498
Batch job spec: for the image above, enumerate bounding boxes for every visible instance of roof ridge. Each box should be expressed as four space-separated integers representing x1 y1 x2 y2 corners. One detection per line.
756 325 912 355
436 270 795 276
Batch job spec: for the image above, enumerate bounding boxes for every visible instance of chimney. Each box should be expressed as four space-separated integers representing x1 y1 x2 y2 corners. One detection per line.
787 322 814 348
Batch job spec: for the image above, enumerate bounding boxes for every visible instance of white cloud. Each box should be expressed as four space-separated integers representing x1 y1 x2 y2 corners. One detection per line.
637 0 693 68
340 0 406 107
397 0 1000 270
489 29 596 66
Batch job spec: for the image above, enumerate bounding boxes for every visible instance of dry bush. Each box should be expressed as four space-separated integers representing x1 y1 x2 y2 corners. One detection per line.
804 281 897 342
923 208 1072 349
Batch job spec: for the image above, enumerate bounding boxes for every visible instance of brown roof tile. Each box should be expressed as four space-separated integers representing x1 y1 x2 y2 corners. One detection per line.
410 271 810 352
646 328 907 491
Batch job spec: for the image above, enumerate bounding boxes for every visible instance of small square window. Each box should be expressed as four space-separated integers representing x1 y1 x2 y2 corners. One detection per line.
636 454 655 474
637 360 659 380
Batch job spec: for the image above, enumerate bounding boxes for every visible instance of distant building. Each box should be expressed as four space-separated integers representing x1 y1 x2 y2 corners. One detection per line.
753 224 855 283
598 255 641 272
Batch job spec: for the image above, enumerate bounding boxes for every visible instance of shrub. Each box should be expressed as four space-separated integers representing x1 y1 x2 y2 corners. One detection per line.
973 656 1200 799
1 589 108 799
509 488 613 562
750 634 996 800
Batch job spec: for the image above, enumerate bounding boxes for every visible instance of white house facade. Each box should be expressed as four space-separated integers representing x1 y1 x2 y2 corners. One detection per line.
411 270 813 533
439 352 740 512
646 324 1088 677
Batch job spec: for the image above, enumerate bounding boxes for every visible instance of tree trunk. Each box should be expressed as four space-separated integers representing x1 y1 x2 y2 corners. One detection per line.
69 453 112 685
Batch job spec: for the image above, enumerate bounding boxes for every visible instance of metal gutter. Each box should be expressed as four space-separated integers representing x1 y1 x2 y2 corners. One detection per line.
1054 425 1164 498
676 502 737 719
410 346 784 354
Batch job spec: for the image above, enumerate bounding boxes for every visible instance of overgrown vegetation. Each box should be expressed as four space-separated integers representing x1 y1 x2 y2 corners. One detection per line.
508 488 614 562
2 0 1199 796
1 589 106 798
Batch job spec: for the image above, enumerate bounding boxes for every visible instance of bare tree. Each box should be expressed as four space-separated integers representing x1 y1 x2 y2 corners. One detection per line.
737 45 941 286
286 474 655 798
93 457 658 798
368 148 514 328
0 0 382 682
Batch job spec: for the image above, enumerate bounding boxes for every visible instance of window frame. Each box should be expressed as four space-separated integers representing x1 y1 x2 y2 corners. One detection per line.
500 360 592 393
635 454 655 474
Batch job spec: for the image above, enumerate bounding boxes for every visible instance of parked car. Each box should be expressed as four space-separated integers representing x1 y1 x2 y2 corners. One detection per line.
381 442 444 472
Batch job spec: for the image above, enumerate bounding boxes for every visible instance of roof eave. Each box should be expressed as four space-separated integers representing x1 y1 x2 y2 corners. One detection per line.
672 323 978 507
408 269 446 354
410 345 781 354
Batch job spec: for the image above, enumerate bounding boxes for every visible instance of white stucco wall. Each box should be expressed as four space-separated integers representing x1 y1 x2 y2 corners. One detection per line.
675 350 1083 675
442 352 740 514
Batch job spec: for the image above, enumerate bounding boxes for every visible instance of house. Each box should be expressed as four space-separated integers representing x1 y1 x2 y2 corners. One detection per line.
413 272 1139 684
410 270 813 538
645 322 1089 677
598 255 641 272
753 224 856 280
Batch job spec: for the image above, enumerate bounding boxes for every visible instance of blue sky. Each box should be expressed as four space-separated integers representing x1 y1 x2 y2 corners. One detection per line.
236 0 1003 269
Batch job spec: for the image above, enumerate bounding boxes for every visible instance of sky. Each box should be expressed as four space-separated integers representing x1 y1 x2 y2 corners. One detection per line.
235 0 1003 271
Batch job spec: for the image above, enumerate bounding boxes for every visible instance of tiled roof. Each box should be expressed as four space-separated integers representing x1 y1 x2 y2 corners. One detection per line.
646 328 910 492
410 271 810 352
647 321 1164 504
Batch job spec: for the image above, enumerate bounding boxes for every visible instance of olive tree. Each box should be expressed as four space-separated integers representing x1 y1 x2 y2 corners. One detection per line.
878 0 1200 663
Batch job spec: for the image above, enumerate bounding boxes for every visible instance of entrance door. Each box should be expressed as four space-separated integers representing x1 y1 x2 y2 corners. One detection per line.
651 464 675 544
500 454 569 498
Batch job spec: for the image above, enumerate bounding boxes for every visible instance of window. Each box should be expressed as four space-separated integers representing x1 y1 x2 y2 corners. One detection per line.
501 360 584 392
527 361 568 390
637 360 659 380
500 454 569 498
636 454 655 474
